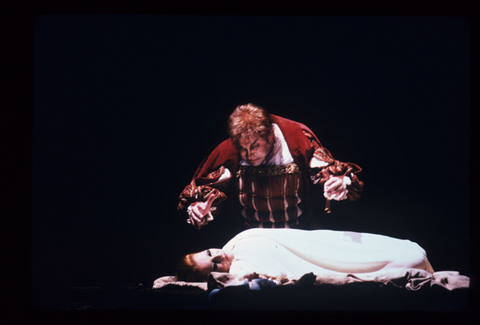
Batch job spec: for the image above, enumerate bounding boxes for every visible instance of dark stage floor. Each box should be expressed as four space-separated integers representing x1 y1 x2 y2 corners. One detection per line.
34 281 470 312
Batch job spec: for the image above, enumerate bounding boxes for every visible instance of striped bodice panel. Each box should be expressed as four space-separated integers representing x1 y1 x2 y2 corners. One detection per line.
237 163 305 228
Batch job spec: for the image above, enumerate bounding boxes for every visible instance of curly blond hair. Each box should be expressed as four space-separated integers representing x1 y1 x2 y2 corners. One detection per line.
228 103 274 147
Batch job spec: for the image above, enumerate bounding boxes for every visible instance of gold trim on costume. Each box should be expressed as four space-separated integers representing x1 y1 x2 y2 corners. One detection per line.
237 163 300 177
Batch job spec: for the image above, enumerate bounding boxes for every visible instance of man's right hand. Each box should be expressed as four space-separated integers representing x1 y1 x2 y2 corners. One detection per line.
187 194 216 229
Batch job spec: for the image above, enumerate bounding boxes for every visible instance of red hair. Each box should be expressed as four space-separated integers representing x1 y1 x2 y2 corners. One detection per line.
175 254 207 282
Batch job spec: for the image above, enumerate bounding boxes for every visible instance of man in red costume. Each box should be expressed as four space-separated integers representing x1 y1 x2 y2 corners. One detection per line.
178 103 363 230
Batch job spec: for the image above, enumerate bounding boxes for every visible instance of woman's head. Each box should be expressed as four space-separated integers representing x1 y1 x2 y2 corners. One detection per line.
175 249 233 282
175 254 206 282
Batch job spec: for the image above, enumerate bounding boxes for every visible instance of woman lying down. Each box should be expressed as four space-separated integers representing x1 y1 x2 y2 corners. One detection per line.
175 228 435 283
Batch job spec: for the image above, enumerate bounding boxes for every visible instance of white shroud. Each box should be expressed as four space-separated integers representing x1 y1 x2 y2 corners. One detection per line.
222 228 431 281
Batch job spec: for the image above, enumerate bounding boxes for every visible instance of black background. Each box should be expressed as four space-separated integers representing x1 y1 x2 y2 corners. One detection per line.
26 14 472 309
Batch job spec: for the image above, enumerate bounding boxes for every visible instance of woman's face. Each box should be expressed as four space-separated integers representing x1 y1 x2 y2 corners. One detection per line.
191 249 233 277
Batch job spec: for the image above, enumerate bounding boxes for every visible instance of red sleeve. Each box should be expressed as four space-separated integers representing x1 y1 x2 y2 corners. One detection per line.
177 140 239 216
303 130 364 201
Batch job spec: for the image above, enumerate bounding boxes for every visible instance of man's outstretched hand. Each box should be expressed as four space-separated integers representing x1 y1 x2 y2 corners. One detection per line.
324 176 348 201
187 194 216 229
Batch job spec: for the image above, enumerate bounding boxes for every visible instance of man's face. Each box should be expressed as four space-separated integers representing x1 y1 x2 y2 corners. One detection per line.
238 133 274 166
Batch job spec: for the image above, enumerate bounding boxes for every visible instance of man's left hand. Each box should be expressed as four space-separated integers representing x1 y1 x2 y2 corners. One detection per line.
324 176 348 201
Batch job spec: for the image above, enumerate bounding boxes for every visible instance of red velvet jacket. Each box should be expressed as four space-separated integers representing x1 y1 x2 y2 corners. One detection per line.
178 115 363 228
